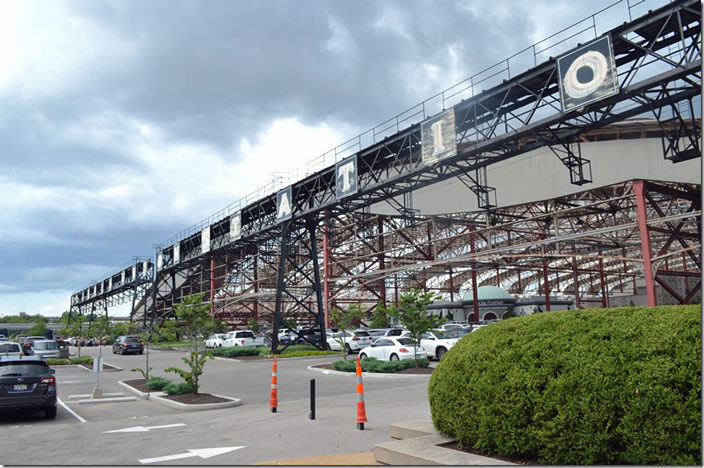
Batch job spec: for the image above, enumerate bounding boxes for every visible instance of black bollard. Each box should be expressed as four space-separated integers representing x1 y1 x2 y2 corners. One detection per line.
309 378 316 420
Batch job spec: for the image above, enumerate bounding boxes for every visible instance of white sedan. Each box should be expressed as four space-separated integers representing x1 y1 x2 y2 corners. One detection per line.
358 337 427 362
204 333 227 348
326 333 341 351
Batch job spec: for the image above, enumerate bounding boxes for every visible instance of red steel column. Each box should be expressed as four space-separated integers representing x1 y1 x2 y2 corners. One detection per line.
634 181 658 306
572 256 581 309
470 229 479 323
449 268 454 302
210 257 215 316
542 260 551 311
599 254 610 308
378 217 386 307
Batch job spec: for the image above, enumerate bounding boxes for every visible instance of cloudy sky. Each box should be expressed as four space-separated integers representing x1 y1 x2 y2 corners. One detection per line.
0 0 658 317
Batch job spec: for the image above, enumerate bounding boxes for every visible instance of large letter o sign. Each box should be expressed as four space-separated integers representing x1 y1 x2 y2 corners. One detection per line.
563 50 609 99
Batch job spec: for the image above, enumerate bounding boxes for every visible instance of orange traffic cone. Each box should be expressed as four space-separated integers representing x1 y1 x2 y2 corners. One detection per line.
270 355 278 413
355 356 368 430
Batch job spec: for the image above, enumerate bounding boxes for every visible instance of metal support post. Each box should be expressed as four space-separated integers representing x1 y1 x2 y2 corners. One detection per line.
634 181 658 306
470 229 479 323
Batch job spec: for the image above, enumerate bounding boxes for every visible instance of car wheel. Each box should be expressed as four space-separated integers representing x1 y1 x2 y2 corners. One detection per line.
345 344 352 354
390 354 399 361
359 353 367 360
139 350 143 355
436 347 447 360
45 406 57 419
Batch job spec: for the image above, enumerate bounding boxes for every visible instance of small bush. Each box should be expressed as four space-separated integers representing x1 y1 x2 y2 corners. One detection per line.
146 377 171 391
45 358 70 366
69 356 93 365
428 305 702 465
331 356 429 373
276 350 337 358
212 346 261 357
164 381 195 395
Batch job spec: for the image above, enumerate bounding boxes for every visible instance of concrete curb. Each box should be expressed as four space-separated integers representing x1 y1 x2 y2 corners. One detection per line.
149 393 242 411
307 364 432 379
76 396 137 405
374 420 514 465
76 363 123 373
69 392 125 400
118 380 158 399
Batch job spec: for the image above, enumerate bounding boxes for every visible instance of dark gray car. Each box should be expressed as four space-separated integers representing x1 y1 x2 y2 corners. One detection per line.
112 336 144 355
0 356 57 419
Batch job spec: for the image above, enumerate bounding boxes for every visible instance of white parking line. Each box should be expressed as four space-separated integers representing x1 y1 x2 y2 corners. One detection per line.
58 397 86 423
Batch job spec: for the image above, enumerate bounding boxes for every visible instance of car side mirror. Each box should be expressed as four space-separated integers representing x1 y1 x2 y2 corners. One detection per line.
50 369 56 374
371 343 377 347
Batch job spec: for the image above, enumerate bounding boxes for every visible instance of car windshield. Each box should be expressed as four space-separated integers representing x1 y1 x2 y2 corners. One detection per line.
431 331 449 339
0 363 49 376
0 343 20 353
125 337 140 343
355 331 370 337
444 329 468 338
34 341 58 350
397 338 419 346
216 334 226 339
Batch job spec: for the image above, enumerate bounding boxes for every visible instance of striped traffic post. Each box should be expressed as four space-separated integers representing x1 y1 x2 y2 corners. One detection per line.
270 355 278 412
355 356 368 430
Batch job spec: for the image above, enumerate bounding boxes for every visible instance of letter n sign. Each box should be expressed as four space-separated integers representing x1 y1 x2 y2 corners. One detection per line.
276 187 293 222
422 108 457 166
335 156 357 199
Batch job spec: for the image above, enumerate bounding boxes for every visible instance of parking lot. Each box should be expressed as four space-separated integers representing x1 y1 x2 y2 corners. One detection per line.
0 346 433 465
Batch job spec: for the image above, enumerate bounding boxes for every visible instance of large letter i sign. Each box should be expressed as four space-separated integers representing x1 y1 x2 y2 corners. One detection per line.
422 108 457 166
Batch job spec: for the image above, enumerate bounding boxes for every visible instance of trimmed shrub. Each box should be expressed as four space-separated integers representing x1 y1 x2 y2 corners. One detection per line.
70 356 93 365
146 377 171 391
428 305 701 465
274 350 337 358
164 381 194 395
332 356 430 373
212 346 261 357
45 358 70 366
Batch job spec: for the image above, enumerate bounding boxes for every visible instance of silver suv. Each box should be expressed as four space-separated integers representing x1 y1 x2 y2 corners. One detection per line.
28 340 60 360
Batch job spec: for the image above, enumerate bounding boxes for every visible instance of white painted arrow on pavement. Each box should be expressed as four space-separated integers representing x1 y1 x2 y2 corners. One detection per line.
139 446 245 464
104 423 186 433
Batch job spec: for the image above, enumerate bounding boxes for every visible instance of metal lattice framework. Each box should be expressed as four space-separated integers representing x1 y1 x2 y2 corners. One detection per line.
73 0 701 352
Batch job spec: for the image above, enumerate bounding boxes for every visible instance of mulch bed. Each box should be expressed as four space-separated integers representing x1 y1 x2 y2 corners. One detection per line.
439 441 537 465
121 379 230 404
314 363 434 374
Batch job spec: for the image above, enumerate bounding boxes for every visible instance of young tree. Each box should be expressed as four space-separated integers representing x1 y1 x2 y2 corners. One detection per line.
369 301 389 328
328 304 365 361
384 289 446 367
164 293 219 393
246 317 260 333
63 314 86 357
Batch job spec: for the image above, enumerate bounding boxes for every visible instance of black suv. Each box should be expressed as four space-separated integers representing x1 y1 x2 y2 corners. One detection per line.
0 356 57 419
112 336 144 355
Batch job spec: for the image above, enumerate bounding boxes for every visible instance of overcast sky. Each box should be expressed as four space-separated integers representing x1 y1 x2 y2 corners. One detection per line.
0 0 660 317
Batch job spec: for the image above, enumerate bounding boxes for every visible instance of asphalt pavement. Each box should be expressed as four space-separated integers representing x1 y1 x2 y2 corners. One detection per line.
0 345 433 465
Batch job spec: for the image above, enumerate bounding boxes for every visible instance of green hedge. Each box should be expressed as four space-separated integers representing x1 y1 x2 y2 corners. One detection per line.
46 356 93 366
146 377 170 391
332 356 430 373
428 305 702 465
272 350 337 358
211 346 261 357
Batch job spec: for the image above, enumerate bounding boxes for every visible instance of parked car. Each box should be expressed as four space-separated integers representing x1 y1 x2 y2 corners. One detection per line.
56 340 70 359
326 332 342 351
0 342 22 357
443 328 470 339
204 333 227 348
21 337 48 355
294 328 324 346
27 340 60 360
418 330 459 360
358 337 427 362
223 330 267 347
0 356 57 419
112 336 144 355
438 323 466 332
332 330 373 354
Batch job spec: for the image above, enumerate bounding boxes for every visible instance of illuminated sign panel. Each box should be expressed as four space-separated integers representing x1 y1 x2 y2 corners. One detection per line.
335 156 358 199
422 108 457 166
558 36 619 111
276 187 293 222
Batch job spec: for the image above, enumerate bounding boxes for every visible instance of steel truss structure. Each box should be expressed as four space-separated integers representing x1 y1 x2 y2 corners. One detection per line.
69 258 154 324
73 0 701 352
135 177 700 325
